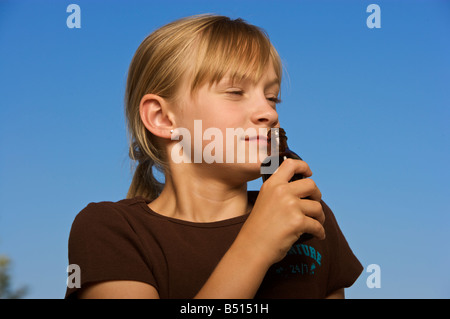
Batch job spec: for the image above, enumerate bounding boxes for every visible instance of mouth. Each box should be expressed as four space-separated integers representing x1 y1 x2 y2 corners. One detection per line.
244 135 268 145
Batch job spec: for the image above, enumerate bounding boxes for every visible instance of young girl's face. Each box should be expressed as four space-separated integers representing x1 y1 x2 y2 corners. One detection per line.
172 61 280 182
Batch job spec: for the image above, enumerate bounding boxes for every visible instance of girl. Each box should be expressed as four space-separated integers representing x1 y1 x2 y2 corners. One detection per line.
65 14 362 299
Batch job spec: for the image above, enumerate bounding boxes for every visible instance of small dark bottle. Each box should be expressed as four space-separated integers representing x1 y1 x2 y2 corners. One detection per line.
261 128 313 242
261 128 305 182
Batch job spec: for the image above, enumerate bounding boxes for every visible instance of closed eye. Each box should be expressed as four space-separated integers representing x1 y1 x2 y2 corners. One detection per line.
224 90 281 104
226 90 244 96
267 97 282 104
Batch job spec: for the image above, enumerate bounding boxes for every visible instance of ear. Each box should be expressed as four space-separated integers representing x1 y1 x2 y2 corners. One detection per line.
139 94 175 139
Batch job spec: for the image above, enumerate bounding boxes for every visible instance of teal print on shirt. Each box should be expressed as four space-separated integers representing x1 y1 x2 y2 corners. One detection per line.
273 244 322 277
288 243 322 266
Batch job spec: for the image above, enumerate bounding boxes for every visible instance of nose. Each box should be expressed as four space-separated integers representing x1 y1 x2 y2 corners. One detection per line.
250 97 279 128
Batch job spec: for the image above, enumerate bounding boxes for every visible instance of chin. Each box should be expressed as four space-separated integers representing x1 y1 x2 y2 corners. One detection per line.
229 162 264 183
202 161 260 185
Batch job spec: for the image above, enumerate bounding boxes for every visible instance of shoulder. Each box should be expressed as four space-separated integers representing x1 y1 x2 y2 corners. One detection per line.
71 197 145 228
75 196 145 218
68 196 151 250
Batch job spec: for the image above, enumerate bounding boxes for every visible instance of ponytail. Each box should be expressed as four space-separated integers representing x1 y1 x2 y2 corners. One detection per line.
126 158 163 201
126 141 164 201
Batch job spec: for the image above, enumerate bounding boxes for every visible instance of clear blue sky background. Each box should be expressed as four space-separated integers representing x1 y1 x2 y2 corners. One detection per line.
0 0 449 299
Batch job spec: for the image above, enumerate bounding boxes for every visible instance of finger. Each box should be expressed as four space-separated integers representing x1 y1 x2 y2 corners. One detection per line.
299 199 325 225
288 178 322 201
297 215 326 240
270 158 312 183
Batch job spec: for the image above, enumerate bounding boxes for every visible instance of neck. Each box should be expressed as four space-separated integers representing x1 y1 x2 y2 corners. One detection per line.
147 164 251 223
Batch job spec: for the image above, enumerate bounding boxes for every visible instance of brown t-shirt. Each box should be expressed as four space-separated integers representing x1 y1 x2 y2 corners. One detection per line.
65 191 363 298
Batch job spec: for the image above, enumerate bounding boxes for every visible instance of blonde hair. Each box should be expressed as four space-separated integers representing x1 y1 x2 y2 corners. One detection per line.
125 14 282 200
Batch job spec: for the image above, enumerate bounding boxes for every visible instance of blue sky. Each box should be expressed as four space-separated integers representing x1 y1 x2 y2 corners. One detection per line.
0 0 449 299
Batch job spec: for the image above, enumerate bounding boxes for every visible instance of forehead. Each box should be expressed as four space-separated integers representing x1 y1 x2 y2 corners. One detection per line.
186 27 281 92
214 62 280 89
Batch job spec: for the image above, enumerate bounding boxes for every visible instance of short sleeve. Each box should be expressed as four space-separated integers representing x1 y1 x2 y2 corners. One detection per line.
321 201 363 294
65 202 157 298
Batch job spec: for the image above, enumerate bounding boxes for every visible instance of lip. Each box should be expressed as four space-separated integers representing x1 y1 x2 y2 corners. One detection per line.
244 135 268 144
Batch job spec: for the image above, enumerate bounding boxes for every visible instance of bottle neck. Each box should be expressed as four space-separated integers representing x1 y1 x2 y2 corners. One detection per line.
278 135 289 153
268 128 289 154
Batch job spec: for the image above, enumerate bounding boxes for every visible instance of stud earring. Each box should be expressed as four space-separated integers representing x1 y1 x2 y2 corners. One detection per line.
170 129 174 134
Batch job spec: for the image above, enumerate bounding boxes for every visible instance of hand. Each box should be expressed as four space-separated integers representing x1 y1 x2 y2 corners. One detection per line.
238 158 326 266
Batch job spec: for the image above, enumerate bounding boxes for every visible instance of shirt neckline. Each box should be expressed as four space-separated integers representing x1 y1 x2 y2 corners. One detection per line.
132 191 258 228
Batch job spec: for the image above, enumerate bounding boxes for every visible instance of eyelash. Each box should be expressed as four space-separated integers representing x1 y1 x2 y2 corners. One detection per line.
267 97 282 104
227 90 244 96
226 91 282 104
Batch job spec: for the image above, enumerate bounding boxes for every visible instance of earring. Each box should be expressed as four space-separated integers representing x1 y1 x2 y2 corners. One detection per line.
170 129 174 134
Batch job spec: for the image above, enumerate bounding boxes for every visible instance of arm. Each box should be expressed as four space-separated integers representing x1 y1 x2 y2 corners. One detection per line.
325 288 345 299
195 159 325 298
78 280 160 299
193 229 271 298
